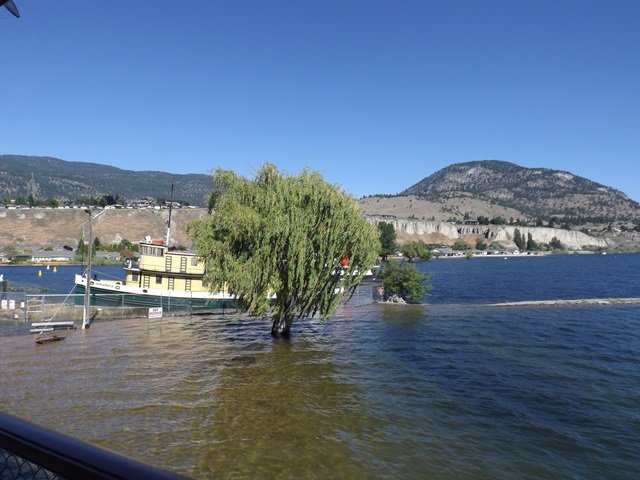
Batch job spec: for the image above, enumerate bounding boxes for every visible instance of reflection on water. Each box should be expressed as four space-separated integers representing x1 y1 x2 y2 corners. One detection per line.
201 339 368 479
0 313 381 479
1 301 640 479
379 302 429 323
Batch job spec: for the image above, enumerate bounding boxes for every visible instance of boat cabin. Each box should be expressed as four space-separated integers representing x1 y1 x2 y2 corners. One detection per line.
124 240 208 293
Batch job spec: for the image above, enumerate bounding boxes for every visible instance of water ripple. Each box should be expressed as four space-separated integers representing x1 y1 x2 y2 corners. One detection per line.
1 299 639 479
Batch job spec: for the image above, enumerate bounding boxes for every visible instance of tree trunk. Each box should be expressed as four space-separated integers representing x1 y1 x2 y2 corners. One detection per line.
271 314 293 338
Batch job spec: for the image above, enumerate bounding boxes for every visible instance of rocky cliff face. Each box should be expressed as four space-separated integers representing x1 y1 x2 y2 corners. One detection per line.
0 208 611 252
368 216 608 250
486 225 607 249
0 208 206 249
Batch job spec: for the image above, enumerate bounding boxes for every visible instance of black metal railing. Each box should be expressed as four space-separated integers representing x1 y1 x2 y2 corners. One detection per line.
0 412 188 480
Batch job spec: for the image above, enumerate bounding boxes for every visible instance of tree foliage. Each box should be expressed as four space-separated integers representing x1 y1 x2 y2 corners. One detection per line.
188 163 380 337
379 261 432 304
74 239 95 262
549 236 564 250
400 240 432 260
377 222 397 258
513 228 526 250
452 240 469 251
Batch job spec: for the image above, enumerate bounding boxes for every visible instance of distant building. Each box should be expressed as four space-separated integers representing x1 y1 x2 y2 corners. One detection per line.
31 255 72 263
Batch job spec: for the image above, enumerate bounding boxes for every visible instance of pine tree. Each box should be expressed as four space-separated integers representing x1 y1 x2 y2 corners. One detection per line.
377 222 397 258
513 228 526 250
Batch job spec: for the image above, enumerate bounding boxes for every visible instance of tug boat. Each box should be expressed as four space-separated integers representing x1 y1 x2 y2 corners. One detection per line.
74 237 237 310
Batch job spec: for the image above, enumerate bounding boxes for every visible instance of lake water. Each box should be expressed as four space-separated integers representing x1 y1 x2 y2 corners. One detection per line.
1 254 639 479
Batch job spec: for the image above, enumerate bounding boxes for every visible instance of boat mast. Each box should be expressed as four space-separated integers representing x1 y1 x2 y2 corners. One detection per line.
166 181 174 247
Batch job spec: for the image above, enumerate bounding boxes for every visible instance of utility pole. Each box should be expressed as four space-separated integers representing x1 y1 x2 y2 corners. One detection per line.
81 208 107 329
82 210 93 329
166 181 174 247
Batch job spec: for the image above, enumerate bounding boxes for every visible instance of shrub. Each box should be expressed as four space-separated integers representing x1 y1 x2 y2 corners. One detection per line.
379 261 432 304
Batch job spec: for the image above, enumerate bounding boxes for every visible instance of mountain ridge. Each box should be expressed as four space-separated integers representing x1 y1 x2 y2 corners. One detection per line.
2 155 638 224
0 155 213 206
395 160 639 223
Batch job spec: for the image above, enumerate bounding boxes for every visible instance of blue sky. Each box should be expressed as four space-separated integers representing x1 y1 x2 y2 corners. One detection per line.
2 1 639 201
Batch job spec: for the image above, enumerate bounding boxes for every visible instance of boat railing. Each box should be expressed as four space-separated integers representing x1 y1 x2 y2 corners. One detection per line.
0 411 188 479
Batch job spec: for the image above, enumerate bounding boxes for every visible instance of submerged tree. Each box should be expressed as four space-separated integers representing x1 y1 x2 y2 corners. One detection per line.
379 261 432 304
188 163 380 337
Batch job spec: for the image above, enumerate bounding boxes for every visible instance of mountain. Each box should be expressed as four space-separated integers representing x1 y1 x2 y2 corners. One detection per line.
3 156 638 224
398 160 639 223
0 155 213 206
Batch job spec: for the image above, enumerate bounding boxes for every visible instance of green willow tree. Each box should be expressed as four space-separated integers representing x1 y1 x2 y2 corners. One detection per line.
188 163 380 337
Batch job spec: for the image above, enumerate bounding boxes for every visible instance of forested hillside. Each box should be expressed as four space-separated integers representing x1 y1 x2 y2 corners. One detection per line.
0 155 213 206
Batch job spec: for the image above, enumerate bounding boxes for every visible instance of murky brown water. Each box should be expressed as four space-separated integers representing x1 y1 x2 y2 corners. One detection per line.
2 298 639 480
1 311 398 479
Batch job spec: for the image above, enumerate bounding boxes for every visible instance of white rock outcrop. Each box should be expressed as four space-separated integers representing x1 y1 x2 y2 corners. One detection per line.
493 226 607 250
368 216 607 250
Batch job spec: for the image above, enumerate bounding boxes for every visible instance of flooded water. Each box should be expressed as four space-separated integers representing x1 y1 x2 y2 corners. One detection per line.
1 254 640 479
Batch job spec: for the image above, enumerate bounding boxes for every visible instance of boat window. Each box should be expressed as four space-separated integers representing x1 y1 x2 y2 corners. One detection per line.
155 275 162 284
131 273 139 282
191 257 198 266
141 245 164 257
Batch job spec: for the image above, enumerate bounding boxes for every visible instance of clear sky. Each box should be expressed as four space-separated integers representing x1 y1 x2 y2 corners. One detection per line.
2 1 639 201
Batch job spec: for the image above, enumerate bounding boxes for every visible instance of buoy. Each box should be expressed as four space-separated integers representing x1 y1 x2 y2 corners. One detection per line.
46 265 50 270
53 266 57 273
38 270 42 277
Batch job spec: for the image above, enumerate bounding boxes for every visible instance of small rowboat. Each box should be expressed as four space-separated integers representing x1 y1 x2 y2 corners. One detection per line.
35 335 66 345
